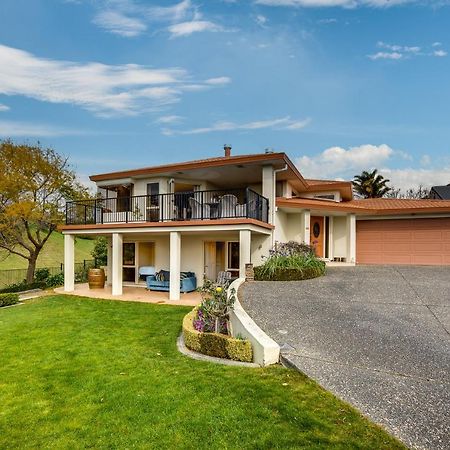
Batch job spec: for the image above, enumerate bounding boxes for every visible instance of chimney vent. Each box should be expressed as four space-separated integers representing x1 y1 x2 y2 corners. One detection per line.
224 144 232 157
265 147 274 154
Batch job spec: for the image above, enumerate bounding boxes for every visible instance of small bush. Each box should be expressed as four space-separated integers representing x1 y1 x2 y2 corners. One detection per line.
0 280 45 294
75 267 89 283
46 273 64 287
0 293 20 307
34 268 50 283
254 240 326 281
183 308 253 362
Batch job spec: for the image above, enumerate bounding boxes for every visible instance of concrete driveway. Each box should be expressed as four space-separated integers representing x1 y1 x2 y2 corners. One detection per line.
241 266 450 450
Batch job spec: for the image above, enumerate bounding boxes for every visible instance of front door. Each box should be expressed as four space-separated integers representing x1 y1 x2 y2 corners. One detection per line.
310 216 325 257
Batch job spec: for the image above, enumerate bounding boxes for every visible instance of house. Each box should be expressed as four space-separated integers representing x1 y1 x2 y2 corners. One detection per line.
429 184 450 200
60 146 450 300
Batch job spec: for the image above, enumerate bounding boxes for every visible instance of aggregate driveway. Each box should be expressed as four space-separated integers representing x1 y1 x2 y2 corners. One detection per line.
240 266 450 450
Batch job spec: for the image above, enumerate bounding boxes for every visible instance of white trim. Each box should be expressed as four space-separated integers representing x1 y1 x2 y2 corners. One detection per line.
62 223 272 236
228 278 280 367
328 216 334 261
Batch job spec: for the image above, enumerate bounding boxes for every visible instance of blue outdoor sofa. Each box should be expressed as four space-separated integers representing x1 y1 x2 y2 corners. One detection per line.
146 270 197 293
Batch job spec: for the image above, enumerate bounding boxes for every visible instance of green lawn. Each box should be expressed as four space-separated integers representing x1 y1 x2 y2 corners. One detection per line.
0 232 95 270
0 296 405 449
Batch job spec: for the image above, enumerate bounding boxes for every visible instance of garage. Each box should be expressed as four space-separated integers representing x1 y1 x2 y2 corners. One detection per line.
356 218 450 265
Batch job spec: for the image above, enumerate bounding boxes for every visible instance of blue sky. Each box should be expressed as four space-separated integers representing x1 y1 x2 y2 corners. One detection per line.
0 0 449 190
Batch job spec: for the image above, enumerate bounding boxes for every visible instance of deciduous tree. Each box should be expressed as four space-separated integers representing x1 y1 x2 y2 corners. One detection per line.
0 140 88 283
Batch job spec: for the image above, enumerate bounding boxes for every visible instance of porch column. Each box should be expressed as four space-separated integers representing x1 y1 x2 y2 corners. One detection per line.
262 165 275 224
239 229 251 278
112 233 123 296
328 216 334 261
106 235 112 286
169 231 181 301
300 209 311 245
64 234 75 292
346 213 356 264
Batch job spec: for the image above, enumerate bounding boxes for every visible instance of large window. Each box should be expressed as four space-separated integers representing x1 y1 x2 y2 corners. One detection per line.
123 243 135 266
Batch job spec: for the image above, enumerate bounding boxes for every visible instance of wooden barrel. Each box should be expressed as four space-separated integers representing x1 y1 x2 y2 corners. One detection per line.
88 268 105 289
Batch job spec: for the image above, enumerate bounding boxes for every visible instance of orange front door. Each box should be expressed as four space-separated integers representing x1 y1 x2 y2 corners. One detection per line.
310 216 325 257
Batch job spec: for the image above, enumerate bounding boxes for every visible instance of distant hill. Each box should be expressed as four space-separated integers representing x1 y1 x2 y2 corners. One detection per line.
0 232 96 270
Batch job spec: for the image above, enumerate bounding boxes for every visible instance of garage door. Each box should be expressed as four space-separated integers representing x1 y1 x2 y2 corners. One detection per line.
356 218 450 265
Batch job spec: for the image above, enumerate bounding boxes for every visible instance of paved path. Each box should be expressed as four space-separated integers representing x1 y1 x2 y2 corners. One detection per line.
241 266 450 450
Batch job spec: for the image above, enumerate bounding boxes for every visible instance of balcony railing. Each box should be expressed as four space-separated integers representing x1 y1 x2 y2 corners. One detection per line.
65 188 269 225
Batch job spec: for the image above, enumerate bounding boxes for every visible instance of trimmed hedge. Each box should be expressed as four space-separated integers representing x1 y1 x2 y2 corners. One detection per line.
0 293 20 307
183 308 253 363
254 265 325 281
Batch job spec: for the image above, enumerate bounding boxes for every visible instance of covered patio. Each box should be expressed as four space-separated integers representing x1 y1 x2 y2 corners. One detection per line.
55 283 201 306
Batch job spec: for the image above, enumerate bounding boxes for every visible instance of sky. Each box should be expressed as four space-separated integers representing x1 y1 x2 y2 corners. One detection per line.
0 0 449 191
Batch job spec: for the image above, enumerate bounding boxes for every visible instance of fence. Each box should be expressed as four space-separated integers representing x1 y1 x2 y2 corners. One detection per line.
0 259 96 288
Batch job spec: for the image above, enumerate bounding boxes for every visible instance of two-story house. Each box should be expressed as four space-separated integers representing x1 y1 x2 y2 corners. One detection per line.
60 146 450 300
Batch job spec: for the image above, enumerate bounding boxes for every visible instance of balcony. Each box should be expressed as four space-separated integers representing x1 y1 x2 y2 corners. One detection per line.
65 188 269 225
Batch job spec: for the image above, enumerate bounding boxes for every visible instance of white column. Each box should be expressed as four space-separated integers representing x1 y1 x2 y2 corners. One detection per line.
112 233 123 296
106 236 112 286
239 229 251 278
328 216 334 261
169 231 181 301
300 209 311 245
346 213 356 264
262 165 275 224
64 234 75 292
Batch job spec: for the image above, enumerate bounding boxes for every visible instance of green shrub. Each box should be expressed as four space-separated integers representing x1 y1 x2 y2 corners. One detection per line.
46 273 64 287
183 308 253 363
75 267 89 283
254 241 326 281
0 293 20 307
0 280 45 294
91 237 108 267
34 268 50 283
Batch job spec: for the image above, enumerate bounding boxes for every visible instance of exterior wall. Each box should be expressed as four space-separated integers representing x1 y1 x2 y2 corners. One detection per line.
251 233 272 267
273 209 288 243
333 216 347 258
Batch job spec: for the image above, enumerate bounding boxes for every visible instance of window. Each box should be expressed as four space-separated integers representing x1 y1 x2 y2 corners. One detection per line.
123 243 135 266
227 242 239 270
117 185 132 212
147 183 159 206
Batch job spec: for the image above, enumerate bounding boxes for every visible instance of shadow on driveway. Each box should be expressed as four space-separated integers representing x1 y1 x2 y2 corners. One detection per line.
241 266 450 450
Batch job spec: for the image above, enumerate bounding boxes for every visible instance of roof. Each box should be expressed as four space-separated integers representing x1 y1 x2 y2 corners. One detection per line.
277 197 450 215
430 185 450 200
90 152 306 185
303 178 353 200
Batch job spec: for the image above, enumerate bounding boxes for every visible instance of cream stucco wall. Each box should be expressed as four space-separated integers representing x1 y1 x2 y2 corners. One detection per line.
333 216 347 258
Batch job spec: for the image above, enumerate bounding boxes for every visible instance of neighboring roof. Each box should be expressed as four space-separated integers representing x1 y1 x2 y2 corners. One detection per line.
90 152 306 187
277 197 450 215
430 185 450 200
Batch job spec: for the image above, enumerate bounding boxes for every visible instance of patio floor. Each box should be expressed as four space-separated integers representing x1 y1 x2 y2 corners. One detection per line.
54 283 201 306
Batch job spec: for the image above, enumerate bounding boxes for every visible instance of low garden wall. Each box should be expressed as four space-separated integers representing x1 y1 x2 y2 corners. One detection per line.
228 278 280 366
182 308 253 363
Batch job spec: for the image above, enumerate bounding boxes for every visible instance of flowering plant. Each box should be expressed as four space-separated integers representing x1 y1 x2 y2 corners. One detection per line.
194 280 236 334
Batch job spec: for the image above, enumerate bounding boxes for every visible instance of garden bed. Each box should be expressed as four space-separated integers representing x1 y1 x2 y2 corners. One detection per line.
183 308 253 362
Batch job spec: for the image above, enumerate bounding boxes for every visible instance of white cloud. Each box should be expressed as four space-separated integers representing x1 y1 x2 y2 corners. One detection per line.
317 18 338 23
368 51 403 60
254 14 268 26
204 76 232 85
0 120 81 137
164 116 310 135
92 10 147 37
369 41 447 60
0 103 10 112
168 20 225 37
295 144 449 190
155 115 184 124
434 49 447 57
382 168 450 190
254 0 418 8
0 44 229 116
88 1 228 39
296 144 394 178
420 154 431 166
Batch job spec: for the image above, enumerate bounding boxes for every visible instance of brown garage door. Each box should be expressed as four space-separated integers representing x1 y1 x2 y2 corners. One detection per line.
356 218 450 265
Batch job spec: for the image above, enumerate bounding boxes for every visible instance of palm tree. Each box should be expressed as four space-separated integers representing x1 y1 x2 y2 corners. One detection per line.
352 169 391 198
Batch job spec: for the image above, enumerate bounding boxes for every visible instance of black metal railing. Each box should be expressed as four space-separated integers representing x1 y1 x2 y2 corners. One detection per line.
65 188 269 225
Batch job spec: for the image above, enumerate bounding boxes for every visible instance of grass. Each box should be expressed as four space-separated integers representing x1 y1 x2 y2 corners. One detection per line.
0 232 95 270
0 295 405 449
